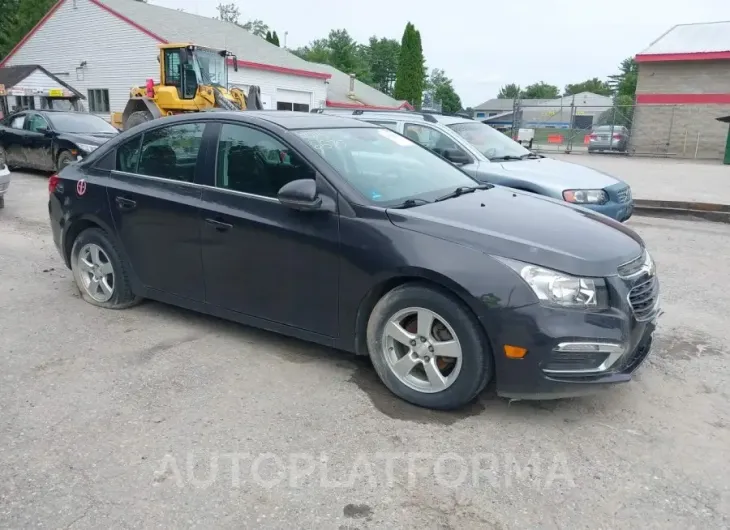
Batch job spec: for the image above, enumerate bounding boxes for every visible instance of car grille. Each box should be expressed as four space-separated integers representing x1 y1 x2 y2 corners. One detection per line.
628 276 659 321
618 251 646 277
616 186 632 203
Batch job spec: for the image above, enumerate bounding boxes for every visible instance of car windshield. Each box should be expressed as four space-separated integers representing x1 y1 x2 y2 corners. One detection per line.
193 49 227 86
295 127 479 206
46 113 118 134
448 121 530 160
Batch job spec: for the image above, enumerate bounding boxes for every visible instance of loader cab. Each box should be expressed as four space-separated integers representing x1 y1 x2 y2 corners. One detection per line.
160 44 237 99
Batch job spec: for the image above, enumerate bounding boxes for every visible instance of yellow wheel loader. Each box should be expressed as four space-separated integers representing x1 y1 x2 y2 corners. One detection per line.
111 43 263 130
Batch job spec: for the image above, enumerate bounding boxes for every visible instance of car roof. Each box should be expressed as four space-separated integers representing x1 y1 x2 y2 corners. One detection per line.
316 109 473 128
247 111 376 130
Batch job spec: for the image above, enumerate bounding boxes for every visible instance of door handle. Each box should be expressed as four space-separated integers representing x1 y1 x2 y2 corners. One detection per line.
205 217 233 232
115 196 137 211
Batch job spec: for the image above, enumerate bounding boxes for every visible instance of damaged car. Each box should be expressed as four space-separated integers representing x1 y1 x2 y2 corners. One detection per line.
0 110 118 172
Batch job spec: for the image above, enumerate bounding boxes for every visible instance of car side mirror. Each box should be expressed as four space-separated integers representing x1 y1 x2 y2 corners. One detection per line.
443 148 471 165
277 179 322 211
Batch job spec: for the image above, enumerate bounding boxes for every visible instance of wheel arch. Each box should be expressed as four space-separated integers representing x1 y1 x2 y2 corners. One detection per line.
122 98 161 128
62 214 114 267
353 268 485 357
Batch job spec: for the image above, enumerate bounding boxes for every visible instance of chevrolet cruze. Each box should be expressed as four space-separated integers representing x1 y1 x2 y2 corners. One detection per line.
48 111 660 410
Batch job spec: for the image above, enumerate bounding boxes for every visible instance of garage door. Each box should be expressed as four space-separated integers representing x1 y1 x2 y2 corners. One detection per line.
277 89 311 112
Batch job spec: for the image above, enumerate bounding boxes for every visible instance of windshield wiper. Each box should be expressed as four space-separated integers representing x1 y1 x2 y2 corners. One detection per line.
488 155 523 161
391 198 431 209
520 152 542 159
434 184 492 203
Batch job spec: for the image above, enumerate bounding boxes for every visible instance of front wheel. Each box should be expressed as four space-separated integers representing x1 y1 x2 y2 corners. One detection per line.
57 150 75 171
125 110 153 130
366 283 492 410
70 228 141 309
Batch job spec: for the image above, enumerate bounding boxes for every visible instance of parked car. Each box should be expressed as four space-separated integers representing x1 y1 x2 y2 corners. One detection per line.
0 110 118 172
588 125 630 154
49 111 659 410
317 109 634 222
0 162 9 208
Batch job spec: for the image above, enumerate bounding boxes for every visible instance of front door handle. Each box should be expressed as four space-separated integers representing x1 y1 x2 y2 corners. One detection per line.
205 217 233 232
115 196 137 211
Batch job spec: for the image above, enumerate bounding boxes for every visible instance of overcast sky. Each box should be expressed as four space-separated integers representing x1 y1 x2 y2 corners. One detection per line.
149 0 730 106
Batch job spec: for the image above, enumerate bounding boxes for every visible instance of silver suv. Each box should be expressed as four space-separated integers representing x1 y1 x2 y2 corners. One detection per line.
315 109 634 222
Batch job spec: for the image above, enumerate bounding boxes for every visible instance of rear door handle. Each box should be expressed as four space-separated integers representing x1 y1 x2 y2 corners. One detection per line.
115 196 137 211
205 217 233 232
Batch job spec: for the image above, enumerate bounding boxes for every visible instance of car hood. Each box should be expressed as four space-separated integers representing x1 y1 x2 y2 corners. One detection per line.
386 186 643 278
477 156 623 192
59 132 117 146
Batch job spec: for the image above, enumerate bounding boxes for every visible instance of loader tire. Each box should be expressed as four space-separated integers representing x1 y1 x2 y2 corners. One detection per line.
125 110 153 131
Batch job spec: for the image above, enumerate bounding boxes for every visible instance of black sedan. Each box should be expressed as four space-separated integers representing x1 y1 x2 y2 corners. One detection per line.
0 110 118 172
48 111 660 410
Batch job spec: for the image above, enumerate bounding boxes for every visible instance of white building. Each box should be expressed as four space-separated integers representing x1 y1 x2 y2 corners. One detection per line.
0 0 408 120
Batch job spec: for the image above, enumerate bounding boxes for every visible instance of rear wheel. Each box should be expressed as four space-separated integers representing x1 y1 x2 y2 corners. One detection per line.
0 196 4 209
366 283 492 410
0 145 8 168
125 110 154 130
57 150 75 171
71 228 141 309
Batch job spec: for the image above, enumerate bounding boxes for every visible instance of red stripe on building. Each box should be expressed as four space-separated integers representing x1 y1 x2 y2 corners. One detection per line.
226 58 331 80
636 51 730 63
325 100 414 110
0 0 66 67
636 93 730 104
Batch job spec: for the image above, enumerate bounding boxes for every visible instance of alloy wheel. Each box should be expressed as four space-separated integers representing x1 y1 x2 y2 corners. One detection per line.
382 307 463 393
76 243 115 303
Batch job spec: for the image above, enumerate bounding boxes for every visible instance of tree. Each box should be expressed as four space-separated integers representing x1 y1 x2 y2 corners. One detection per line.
0 0 55 60
293 30 371 83
497 83 522 99
271 31 280 47
216 2 240 23
608 57 638 98
427 69 462 114
394 22 425 108
265 30 272 43
522 82 560 99
241 19 269 38
564 77 612 96
367 36 400 96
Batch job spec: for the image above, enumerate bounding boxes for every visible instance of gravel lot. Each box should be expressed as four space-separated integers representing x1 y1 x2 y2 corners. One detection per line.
1 171 729 529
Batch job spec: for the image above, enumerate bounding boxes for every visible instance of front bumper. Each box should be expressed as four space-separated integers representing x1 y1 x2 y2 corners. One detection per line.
582 201 634 222
0 165 10 195
481 275 659 400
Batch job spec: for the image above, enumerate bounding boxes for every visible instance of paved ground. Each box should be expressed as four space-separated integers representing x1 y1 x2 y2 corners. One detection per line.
1 171 729 529
549 153 730 204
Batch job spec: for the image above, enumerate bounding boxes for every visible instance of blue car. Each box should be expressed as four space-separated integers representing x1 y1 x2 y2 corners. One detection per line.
319 109 634 222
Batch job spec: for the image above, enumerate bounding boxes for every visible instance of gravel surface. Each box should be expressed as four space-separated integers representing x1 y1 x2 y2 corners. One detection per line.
1 171 729 529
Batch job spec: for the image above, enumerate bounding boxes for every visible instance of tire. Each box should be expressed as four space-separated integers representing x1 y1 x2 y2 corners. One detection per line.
0 196 4 209
0 145 6 167
125 110 154 130
366 283 492 410
57 150 75 171
70 227 141 309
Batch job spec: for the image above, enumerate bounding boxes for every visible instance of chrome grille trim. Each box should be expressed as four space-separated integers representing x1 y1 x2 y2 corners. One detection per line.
616 186 632 204
628 276 659 321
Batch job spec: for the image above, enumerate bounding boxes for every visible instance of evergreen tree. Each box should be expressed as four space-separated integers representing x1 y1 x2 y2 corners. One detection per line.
271 31 280 47
393 22 425 108
265 30 272 43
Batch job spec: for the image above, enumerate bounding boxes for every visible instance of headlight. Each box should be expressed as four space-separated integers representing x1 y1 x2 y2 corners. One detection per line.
563 189 608 204
497 257 608 309
77 143 98 153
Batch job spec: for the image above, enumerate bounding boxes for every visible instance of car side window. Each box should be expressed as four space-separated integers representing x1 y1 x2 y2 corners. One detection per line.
10 115 26 129
367 121 398 132
403 123 462 157
137 122 205 182
116 136 143 174
215 123 315 198
27 114 49 133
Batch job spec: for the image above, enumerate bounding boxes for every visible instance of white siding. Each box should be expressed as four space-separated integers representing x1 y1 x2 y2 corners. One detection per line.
229 68 326 111
4 0 160 119
13 69 64 92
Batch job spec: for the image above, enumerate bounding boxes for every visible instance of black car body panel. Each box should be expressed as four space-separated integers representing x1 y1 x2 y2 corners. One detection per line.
0 110 116 171
48 111 659 400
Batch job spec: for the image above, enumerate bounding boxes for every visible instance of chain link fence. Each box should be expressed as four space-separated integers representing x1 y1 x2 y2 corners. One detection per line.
494 101 730 160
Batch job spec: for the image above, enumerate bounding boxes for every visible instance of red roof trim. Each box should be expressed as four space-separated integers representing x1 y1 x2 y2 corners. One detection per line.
226 58 330 80
636 93 730 104
89 0 167 42
0 0 66 67
636 51 730 63
325 100 414 110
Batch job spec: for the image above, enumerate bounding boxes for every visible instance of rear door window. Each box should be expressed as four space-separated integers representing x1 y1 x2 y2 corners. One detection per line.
137 122 205 182
366 121 399 132
10 114 26 129
116 136 143 174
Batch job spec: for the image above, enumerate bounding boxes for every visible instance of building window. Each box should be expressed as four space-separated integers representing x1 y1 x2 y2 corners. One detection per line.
276 101 310 112
14 96 35 110
88 89 110 113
